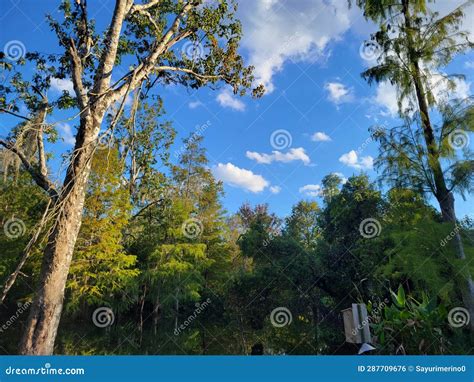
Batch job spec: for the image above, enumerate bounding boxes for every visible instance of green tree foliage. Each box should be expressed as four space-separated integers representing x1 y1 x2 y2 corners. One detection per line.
355 0 474 333
67 148 138 310
317 175 387 302
0 172 47 299
116 96 176 204
1 0 473 355
285 200 320 251
2 167 472 354
371 286 449 354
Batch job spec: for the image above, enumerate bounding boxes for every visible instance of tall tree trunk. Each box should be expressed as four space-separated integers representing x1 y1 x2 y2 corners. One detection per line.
402 0 474 333
139 284 147 345
19 113 103 354
152 288 161 336
174 290 180 332
238 313 247 354
201 329 207 355
437 191 474 333
18 0 131 354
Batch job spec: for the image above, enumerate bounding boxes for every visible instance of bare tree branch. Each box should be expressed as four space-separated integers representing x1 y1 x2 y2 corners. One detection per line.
93 0 133 97
0 108 31 121
68 39 89 110
109 1 196 105
154 65 226 82
37 122 48 179
129 0 161 14
0 139 58 200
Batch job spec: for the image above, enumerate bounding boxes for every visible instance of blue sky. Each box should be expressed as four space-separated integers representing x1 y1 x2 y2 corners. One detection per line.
1 0 473 218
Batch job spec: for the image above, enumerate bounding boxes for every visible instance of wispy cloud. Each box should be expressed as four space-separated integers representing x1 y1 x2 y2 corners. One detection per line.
246 147 310 165
57 123 76 145
50 77 74 94
325 82 353 104
216 89 245 111
270 185 281 194
299 184 322 197
188 100 204 109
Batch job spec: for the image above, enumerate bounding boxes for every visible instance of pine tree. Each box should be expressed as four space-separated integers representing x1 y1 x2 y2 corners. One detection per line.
0 0 259 354
355 0 474 332
67 147 138 310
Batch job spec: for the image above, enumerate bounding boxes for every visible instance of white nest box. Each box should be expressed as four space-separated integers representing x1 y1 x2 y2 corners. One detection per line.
341 303 372 344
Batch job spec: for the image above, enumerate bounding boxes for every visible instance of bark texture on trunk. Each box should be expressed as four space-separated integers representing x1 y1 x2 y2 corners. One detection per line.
14 0 234 354
152 291 161 336
19 0 132 355
139 284 147 345
19 114 102 354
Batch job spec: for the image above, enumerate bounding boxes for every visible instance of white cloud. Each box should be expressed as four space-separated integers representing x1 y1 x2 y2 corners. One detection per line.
238 0 472 94
238 0 358 93
299 184 322 197
325 82 353 104
57 123 76 145
270 185 281 194
339 150 373 170
189 100 203 109
246 147 310 165
311 131 331 142
212 162 269 193
216 89 245 111
433 75 470 102
50 77 74 94
374 81 401 117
